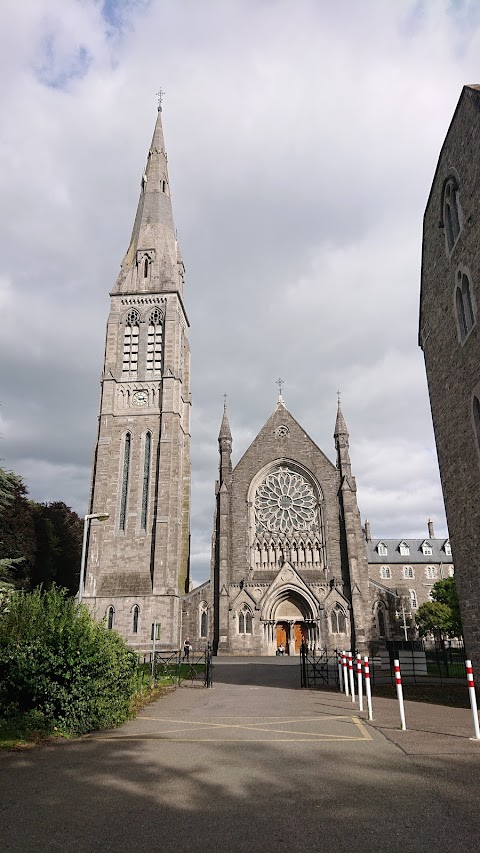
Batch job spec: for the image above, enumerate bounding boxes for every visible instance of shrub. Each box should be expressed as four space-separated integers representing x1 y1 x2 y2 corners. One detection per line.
0 586 138 735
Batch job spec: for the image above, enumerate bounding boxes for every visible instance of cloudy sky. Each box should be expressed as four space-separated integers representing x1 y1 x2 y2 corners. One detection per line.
1 0 479 584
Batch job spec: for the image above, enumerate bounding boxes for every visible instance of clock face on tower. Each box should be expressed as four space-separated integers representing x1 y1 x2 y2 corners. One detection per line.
132 390 148 407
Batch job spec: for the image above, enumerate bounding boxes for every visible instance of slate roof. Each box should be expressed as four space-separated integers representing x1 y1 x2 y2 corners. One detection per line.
366 539 451 565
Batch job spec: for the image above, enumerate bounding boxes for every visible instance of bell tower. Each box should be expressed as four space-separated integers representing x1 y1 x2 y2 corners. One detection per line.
83 102 191 650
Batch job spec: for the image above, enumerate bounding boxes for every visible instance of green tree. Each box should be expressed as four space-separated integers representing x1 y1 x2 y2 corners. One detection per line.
415 577 463 640
0 468 34 588
30 502 83 594
0 467 23 512
0 586 138 735
415 601 452 638
430 577 462 636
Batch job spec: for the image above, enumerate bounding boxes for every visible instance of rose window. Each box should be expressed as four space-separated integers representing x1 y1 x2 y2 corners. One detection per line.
255 469 317 533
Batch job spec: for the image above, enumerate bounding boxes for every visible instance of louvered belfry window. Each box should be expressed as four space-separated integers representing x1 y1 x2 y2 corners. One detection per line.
146 308 163 377
122 310 140 377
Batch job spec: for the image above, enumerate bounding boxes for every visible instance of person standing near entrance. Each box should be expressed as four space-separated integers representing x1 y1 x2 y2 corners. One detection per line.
183 637 191 661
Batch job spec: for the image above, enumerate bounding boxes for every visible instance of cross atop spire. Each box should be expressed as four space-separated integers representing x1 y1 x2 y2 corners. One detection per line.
156 88 165 112
223 392 228 411
276 378 285 407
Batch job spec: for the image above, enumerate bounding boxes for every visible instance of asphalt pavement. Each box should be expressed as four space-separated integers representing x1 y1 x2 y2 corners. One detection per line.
2 657 480 853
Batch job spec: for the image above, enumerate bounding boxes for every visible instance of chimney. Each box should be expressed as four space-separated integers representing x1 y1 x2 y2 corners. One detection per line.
427 518 435 539
364 519 371 542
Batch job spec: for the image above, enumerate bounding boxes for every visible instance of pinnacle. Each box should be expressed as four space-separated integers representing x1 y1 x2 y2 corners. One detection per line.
334 397 349 437
219 398 232 441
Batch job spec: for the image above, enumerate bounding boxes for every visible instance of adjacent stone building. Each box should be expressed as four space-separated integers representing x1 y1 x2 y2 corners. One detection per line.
365 520 454 646
420 84 480 674
82 105 191 650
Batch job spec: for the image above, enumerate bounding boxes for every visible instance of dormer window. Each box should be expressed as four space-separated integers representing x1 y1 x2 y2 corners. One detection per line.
444 541 452 556
442 176 461 253
422 541 433 556
377 542 387 556
399 541 410 556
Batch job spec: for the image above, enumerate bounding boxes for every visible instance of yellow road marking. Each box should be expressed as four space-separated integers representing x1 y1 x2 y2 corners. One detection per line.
89 715 373 743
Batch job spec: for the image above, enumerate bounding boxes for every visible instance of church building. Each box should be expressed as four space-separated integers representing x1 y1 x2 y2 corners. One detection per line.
183 395 373 655
80 103 454 657
81 103 191 650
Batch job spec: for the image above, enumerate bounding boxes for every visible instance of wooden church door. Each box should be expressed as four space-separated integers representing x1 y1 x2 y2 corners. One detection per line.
276 622 288 653
294 622 306 653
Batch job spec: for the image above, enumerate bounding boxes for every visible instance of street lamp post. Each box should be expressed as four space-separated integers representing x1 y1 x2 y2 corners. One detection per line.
78 512 109 603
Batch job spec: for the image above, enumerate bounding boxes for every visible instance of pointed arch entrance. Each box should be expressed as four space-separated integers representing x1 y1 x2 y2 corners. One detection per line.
262 585 320 656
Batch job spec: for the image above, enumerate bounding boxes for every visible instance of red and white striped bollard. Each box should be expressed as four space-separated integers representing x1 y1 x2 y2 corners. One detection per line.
356 653 363 712
465 660 480 740
364 656 373 720
348 651 355 702
394 658 406 731
342 650 349 696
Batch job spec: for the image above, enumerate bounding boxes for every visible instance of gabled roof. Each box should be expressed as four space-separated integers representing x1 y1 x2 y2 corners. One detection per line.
233 399 337 475
366 539 453 565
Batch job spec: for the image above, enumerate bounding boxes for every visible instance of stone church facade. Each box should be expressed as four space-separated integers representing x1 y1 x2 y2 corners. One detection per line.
420 83 480 675
182 396 373 655
81 105 191 650
80 103 457 658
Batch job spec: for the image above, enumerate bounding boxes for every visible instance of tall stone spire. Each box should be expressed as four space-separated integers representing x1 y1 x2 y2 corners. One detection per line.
83 101 191 652
112 103 184 298
334 396 351 477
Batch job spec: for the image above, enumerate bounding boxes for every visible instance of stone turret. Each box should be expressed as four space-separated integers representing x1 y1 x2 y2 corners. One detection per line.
218 399 233 485
334 396 352 478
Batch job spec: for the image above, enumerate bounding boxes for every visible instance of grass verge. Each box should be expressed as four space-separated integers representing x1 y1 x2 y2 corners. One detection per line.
0 683 168 750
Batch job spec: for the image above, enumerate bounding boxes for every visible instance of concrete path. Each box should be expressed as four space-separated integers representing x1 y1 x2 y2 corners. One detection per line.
2 659 480 852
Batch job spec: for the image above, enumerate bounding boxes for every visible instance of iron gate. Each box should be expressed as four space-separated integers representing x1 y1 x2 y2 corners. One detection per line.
300 644 339 687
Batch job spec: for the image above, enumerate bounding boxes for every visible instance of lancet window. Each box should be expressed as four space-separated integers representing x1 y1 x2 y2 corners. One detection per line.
107 606 114 630
146 308 163 377
200 602 208 638
119 432 131 531
122 310 140 378
331 605 347 634
375 603 387 638
238 604 253 635
132 605 139 634
455 271 475 341
141 432 152 531
443 177 461 253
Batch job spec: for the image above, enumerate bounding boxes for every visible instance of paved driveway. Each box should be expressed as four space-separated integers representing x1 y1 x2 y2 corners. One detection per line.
2 659 480 852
